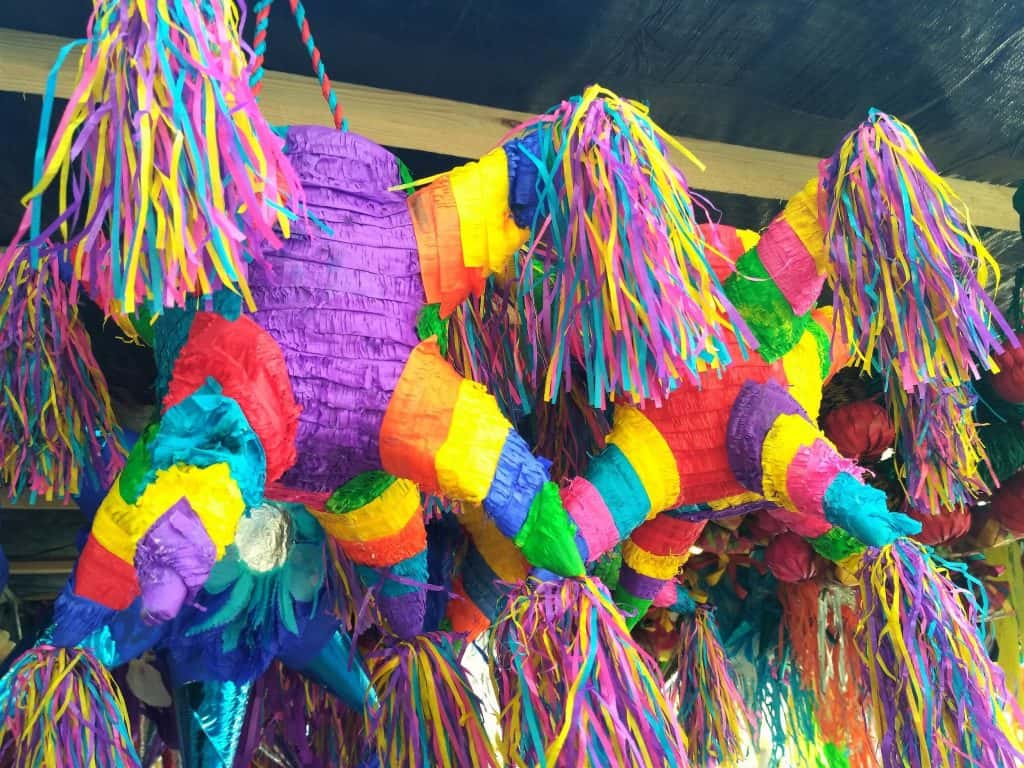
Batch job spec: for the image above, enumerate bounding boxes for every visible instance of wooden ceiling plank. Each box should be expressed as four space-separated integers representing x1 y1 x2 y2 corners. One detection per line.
0 27 1017 231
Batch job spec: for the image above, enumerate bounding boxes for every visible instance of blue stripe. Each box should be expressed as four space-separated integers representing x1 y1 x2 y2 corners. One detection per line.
587 445 651 539
483 429 549 539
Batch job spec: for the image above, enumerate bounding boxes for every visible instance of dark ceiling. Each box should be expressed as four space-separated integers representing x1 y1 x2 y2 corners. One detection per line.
0 0 1023 615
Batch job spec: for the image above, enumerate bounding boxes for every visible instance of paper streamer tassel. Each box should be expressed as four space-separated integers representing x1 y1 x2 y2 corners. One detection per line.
366 633 498 768
491 576 689 767
856 539 1024 767
510 84 755 408
0 646 141 767
2 0 304 315
820 109 1014 392
0 253 123 501
670 606 755 767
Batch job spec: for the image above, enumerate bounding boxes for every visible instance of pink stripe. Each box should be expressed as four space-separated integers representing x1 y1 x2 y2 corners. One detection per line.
651 579 679 608
757 219 825 315
561 477 619 561
782 439 861 536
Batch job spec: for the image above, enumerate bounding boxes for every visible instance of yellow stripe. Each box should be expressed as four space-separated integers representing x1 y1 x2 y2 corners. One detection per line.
736 228 761 252
707 490 763 511
622 539 689 580
606 406 681 514
782 328 827 419
435 379 511 503
318 478 419 543
460 504 528 583
447 147 529 275
93 464 245 562
760 413 823 511
782 178 827 271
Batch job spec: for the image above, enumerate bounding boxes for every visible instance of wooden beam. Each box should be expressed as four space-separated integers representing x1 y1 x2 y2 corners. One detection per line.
0 27 1018 231
8 559 74 576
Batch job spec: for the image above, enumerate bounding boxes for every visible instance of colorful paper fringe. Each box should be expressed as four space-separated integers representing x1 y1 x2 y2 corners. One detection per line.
670 606 755 767
0 646 140 767
779 581 878 768
856 540 1024 767
820 109 1012 390
887 380 991 511
366 633 498 768
0 253 123 501
491 576 689 767
2 0 303 315
509 84 756 408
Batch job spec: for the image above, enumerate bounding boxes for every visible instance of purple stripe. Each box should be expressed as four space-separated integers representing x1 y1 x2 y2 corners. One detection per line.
617 563 665 600
726 380 806 493
669 499 778 522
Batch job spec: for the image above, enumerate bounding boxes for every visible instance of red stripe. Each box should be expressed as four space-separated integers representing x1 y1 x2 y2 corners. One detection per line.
73 535 140 610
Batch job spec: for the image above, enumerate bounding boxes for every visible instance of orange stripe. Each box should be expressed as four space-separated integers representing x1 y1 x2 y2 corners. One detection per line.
332 511 427 567
447 577 490 642
407 177 482 316
379 339 463 491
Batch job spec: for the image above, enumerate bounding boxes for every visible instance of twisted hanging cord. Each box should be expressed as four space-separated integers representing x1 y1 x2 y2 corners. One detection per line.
288 0 347 130
250 0 273 95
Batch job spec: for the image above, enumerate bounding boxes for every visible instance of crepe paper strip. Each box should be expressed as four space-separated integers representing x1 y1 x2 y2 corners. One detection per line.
820 109 1015 394
785 440 859 532
379 340 462 492
723 246 812 363
778 584 878 768
561 478 619 564
577 445 651 543
460 503 530 585
2 0 304 316
367 633 499 768
761 414 826 512
408 177 481 316
74 535 141 610
782 328 829 419
512 481 585 578
491 577 689 768
89 462 244 567
435 380 512 504
0 646 141 768
447 147 531 275
415 304 450 357
605 406 681 514
357 552 430 640
756 179 828 315
642 335 788 505
727 380 808 495
887 381 991 512
322 474 418 544
501 85 756 409
0 253 123 501
629 511 707 559
164 313 299 484
856 540 1024 767
151 379 267 508
822 473 919 548
482 430 550 539
447 576 491 641
670 607 756 768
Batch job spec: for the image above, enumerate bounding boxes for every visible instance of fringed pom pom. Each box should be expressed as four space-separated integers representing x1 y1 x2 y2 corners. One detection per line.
0 646 141 767
0 254 123 501
819 109 1013 392
856 539 1024 767
887 381 991 512
2 0 304 316
510 85 756 408
366 633 498 768
670 606 755 767
491 576 689 767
